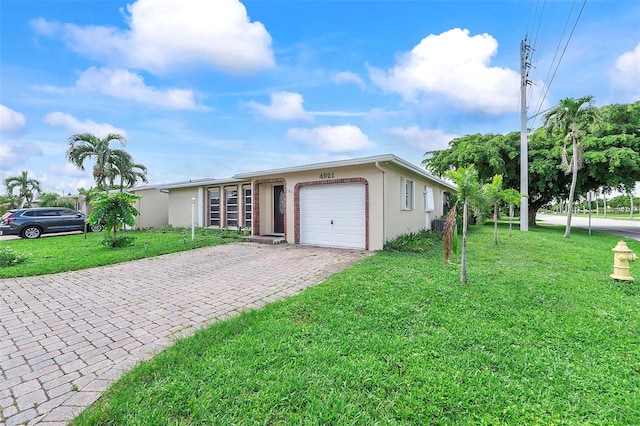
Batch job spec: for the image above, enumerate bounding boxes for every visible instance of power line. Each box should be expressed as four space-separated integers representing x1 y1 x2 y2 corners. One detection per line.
530 0 588 129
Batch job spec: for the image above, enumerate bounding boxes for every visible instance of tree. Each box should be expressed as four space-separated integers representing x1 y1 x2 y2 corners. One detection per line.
107 150 148 191
424 101 640 228
502 188 523 237
482 175 504 246
543 96 600 238
88 191 141 243
38 193 76 209
66 133 127 190
0 194 20 214
4 171 41 207
445 165 482 284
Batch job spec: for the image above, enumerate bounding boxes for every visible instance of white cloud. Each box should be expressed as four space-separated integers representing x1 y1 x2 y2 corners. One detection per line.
0 105 26 134
32 0 275 75
48 163 88 177
387 126 458 152
76 67 197 109
286 125 373 153
0 143 42 169
369 28 523 114
333 71 366 89
612 43 640 100
43 112 127 139
246 92 313 121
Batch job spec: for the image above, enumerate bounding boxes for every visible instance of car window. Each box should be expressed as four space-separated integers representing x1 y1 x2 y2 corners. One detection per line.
23 211 36 217
36 210 59 217
58 209 78 216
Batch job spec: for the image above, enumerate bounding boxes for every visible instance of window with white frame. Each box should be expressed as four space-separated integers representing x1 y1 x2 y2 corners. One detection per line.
226 187 239 228
209 189 220 227
243 186 252 229
402 178 415 210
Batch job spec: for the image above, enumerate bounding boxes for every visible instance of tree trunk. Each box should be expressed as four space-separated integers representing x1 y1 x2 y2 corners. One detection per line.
564 137 579 238
630 192 635 220
528 205 538 227
461 200 468 284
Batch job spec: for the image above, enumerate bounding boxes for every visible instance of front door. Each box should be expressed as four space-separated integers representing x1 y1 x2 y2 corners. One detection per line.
273 185 285 235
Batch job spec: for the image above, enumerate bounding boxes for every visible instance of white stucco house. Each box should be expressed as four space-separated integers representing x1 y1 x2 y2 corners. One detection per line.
142 154 456 251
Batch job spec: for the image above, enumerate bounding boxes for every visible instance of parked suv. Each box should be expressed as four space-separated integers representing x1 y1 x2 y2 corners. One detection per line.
0 208 103 239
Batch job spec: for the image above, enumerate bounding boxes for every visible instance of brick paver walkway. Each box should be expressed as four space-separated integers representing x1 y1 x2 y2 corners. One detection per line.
1 243 371 425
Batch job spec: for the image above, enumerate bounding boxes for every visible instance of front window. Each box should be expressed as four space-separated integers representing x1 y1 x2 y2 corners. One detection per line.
209 189 220 227
402 178 415 210
243 187 252 229
226 188 238 228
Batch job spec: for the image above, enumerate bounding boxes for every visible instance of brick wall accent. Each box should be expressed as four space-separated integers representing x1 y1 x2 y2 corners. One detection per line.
293 178 369 250
252 178 286 236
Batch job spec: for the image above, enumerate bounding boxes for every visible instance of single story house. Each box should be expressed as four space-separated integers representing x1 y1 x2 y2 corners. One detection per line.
153 154 456 251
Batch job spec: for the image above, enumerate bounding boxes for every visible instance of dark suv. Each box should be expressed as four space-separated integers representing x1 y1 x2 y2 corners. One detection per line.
0 208 103 239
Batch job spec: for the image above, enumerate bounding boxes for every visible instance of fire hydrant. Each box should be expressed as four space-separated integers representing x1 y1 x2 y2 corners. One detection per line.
610 241 637 281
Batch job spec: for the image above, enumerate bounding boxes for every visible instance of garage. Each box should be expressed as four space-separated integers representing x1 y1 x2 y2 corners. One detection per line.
299 183 366 249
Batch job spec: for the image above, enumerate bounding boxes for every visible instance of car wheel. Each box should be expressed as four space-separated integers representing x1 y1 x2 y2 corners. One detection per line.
22 226 42 239
90 224 103 232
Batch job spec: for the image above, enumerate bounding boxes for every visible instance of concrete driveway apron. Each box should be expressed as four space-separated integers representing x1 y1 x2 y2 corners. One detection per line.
1 243 372 425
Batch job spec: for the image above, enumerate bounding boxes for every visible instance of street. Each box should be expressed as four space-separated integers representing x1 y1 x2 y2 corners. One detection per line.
537 214 640 241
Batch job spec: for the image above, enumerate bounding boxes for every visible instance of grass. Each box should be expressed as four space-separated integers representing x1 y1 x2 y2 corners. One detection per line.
72 225 640 425
0 227 240 278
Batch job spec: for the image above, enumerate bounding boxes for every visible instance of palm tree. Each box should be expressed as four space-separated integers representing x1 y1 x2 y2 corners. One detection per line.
107 150 148 192
482 174 504 246
543 96 600 238
502 188 523 237
66 133 127 190
445 165 482 284
4 171 41 207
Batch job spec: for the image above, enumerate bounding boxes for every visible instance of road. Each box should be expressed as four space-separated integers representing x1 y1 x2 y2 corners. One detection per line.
537 214 640 241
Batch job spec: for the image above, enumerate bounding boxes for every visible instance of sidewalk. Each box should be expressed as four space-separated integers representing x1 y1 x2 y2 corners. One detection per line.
1 243 371 425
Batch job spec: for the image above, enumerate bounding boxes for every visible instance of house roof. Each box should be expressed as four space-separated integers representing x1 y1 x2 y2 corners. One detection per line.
233 153 457 191
156 177 247 190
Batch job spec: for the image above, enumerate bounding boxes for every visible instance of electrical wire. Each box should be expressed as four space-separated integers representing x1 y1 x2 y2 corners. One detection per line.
529 0 588 129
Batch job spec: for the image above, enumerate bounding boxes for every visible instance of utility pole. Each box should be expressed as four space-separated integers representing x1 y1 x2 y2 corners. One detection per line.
520 38 532 231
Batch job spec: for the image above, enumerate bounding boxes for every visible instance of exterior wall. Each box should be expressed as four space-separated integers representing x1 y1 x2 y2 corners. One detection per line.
131 188 169 229
251 164 385 250
162 157 454 250
167 187 199 228
382 163 449 243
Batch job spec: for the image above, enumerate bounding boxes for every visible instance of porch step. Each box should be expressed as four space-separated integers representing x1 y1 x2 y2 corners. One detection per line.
243 235 287 245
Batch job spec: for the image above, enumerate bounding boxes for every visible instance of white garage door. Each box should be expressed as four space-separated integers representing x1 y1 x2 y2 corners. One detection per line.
300 183 365 249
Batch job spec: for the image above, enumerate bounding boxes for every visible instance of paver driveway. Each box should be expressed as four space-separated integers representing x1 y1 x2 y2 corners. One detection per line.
1 243 371 425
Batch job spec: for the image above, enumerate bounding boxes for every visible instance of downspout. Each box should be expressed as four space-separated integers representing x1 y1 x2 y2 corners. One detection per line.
375 161 387 245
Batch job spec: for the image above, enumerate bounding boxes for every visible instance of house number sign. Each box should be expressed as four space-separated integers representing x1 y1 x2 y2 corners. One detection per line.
319 172 335 179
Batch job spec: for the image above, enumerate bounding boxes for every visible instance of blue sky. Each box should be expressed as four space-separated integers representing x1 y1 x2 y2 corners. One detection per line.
1 0 639 196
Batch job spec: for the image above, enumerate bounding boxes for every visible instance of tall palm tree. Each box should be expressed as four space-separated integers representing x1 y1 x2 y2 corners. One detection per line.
482 174 504 246
66 133 127 190
4 171 41 207
107 150 148 192
502 188 523 237
543 96 600 238
445 165 482 284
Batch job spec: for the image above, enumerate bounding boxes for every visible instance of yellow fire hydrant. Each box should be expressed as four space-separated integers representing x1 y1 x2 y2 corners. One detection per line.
611 241 637 281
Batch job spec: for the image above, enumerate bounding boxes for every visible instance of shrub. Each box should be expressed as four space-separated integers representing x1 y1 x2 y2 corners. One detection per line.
100 235 136 248
383 229 442 253
0 247 31 267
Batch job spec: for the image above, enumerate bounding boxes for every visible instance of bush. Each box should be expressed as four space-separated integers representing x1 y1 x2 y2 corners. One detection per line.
0 247 31 267
383 229 442 253
101 235 136 248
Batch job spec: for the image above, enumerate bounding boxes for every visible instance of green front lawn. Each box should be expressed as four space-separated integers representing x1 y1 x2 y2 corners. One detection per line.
0 227 237 278
73 225 640 425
